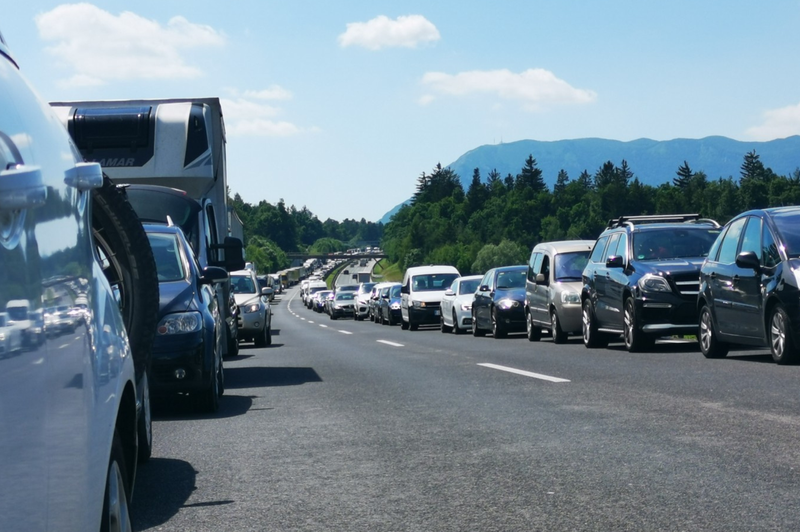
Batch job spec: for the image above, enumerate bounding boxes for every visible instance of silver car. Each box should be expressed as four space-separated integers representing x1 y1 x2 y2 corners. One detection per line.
525 240 594 343
440 275 482 334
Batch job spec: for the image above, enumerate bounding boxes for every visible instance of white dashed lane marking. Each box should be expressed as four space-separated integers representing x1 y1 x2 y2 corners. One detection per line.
478 363 570 383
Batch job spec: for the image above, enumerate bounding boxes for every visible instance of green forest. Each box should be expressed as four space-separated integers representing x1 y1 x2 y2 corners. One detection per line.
232 151 800 276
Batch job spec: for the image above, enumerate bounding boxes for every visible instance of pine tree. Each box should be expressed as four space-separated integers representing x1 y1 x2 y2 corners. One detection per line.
554 169 570 195
674 161 693 189
515 154 546 193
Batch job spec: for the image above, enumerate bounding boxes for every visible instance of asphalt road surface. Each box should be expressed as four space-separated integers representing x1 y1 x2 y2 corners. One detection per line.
131 286 800 531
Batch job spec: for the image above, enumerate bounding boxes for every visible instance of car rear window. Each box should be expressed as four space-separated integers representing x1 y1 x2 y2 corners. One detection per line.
632 228 719 260
771 211 800 258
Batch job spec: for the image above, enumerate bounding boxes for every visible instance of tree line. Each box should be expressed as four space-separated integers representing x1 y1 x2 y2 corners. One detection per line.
381 151 800 274
229 193 383 274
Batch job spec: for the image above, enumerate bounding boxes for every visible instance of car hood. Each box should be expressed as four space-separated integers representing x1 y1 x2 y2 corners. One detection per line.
159 281 197 314
495 287 526 302
637 258 705 276
408 290 448 303
234 293 261 307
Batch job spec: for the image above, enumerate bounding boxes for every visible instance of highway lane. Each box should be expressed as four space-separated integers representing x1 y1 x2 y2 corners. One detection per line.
132 286 800 531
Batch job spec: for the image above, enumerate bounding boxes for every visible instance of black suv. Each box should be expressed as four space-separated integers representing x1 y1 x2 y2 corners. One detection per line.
582 214 721 351
698 207 800 364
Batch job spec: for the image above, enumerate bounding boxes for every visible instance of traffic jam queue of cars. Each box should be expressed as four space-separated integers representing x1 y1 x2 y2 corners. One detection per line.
0 31 278 530
300 210 800 368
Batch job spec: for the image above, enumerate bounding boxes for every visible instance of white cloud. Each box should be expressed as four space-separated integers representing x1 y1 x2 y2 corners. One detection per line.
221 97 312 137
746 102 800 140
420 68 597 111
35 3 225 86
338 15 440 50
244 86 293 100
418 94 435 106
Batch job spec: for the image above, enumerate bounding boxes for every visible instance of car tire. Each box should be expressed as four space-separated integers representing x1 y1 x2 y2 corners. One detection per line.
226 333 239 358
452 310 463 335
492 309 506 339
197 362 220 413
472 311 486 337
401 319 409 330
526 311 541 342
100 430 133 532
623 298 654 352
265 326 272 346
770 305 800 365
254 321 269 347
582 299 608 349
136 371 152 463
550 310 567 344
698 305 728 359
92 177 158 465
441 314 451 333
409 320 419 331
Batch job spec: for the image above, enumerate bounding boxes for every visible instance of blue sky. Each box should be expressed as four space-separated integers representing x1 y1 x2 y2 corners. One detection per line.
5 1 800 222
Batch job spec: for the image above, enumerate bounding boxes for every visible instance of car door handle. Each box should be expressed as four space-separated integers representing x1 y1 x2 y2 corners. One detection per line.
0 164 46 210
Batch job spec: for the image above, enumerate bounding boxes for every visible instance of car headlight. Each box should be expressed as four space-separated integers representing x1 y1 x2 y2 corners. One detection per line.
157 312 202 335
561 291 580 304
461 303 472 311
497 298 520 310
412 300 422 308
638 274 672 293
243 303 261 314
391 302 401 310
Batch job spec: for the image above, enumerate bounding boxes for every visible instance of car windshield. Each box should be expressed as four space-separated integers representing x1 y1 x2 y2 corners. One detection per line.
632 228 719 260
359 283 376 294
412 273 459 291
495 269 526 289
459 279 480 295
336 293 355 300
147 233 186 282
390 285 402 298
554 251 590 281
232 275 257 294
771 211 800 258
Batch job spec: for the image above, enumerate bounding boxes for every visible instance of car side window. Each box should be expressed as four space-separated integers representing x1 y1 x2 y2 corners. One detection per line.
616 233 628 262
717 217 747 264
589 235 610 263
605 233 621 262
539 254 551 281
528 252 542 281
762 224 781 268
740 217 761 258
480 272 491 290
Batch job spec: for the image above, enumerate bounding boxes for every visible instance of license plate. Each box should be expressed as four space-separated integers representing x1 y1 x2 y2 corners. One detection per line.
434 310 440 316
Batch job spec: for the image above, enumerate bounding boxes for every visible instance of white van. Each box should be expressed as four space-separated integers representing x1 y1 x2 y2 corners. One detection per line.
400 265 460 330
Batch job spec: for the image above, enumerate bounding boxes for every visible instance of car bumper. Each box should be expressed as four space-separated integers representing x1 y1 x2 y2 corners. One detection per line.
238 311 265 335
556 303 583 333
636 295 697 335
331 307 355 318
408 306 442 325
495 307 526 332
150 333 211 393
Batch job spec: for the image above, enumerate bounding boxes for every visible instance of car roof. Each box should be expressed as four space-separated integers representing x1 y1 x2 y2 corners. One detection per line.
532 240 595 254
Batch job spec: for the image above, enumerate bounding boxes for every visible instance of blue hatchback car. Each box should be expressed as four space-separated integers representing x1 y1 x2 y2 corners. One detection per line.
145 224 228 412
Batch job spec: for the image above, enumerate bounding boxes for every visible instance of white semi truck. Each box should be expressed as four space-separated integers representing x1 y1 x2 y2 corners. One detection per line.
50 97 245 357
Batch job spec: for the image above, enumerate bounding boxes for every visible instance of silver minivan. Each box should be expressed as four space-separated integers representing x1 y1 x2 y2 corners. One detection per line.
525 240 594 343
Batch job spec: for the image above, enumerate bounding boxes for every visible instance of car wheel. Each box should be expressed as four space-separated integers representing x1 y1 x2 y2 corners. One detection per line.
100 430 133 532
409 320 419 331
387 312 394 326
217 357 225 397
254 321 269 347
699 305 729 359
226 332 239 358
136 371 152 463
92 176 159 409
550 310 567 344
582 299 608 348
197 362 220 413
472 311 486 337
441 314 451 333
526 311 541 342
623 298 654 352
492 309 506 339
330 313 337 320
770 305 800 365
401 318 409 330
265 326 272 346
452 310 463 335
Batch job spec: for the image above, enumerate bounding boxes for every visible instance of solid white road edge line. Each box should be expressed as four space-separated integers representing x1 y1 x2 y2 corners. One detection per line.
477 363 570 383
376 340 404 347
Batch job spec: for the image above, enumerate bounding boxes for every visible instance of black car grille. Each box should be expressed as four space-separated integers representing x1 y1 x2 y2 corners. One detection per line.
422 301 440 309
670 273 700 298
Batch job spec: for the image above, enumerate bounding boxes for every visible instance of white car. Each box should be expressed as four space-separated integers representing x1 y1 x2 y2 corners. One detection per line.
231 269 272 346
400 265 461 330
0 31 143 530
440 275 483 334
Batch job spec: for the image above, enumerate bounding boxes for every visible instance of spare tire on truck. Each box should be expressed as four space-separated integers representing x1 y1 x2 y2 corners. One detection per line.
92 176 159 462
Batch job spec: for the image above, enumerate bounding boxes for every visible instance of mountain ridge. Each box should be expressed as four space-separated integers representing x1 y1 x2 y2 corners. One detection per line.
379 135 800 224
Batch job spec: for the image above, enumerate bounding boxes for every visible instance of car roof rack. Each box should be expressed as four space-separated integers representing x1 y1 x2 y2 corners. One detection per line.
605 214 719 229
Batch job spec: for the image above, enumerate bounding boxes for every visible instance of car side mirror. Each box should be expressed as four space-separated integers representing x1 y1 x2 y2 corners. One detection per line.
200 266 229 285
736 251 761 272
262 287 274 297
401 285 409 294
479 285 490 292
221 237 245 272
606 255 624 268
535 273 546 284
444 289 455 296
